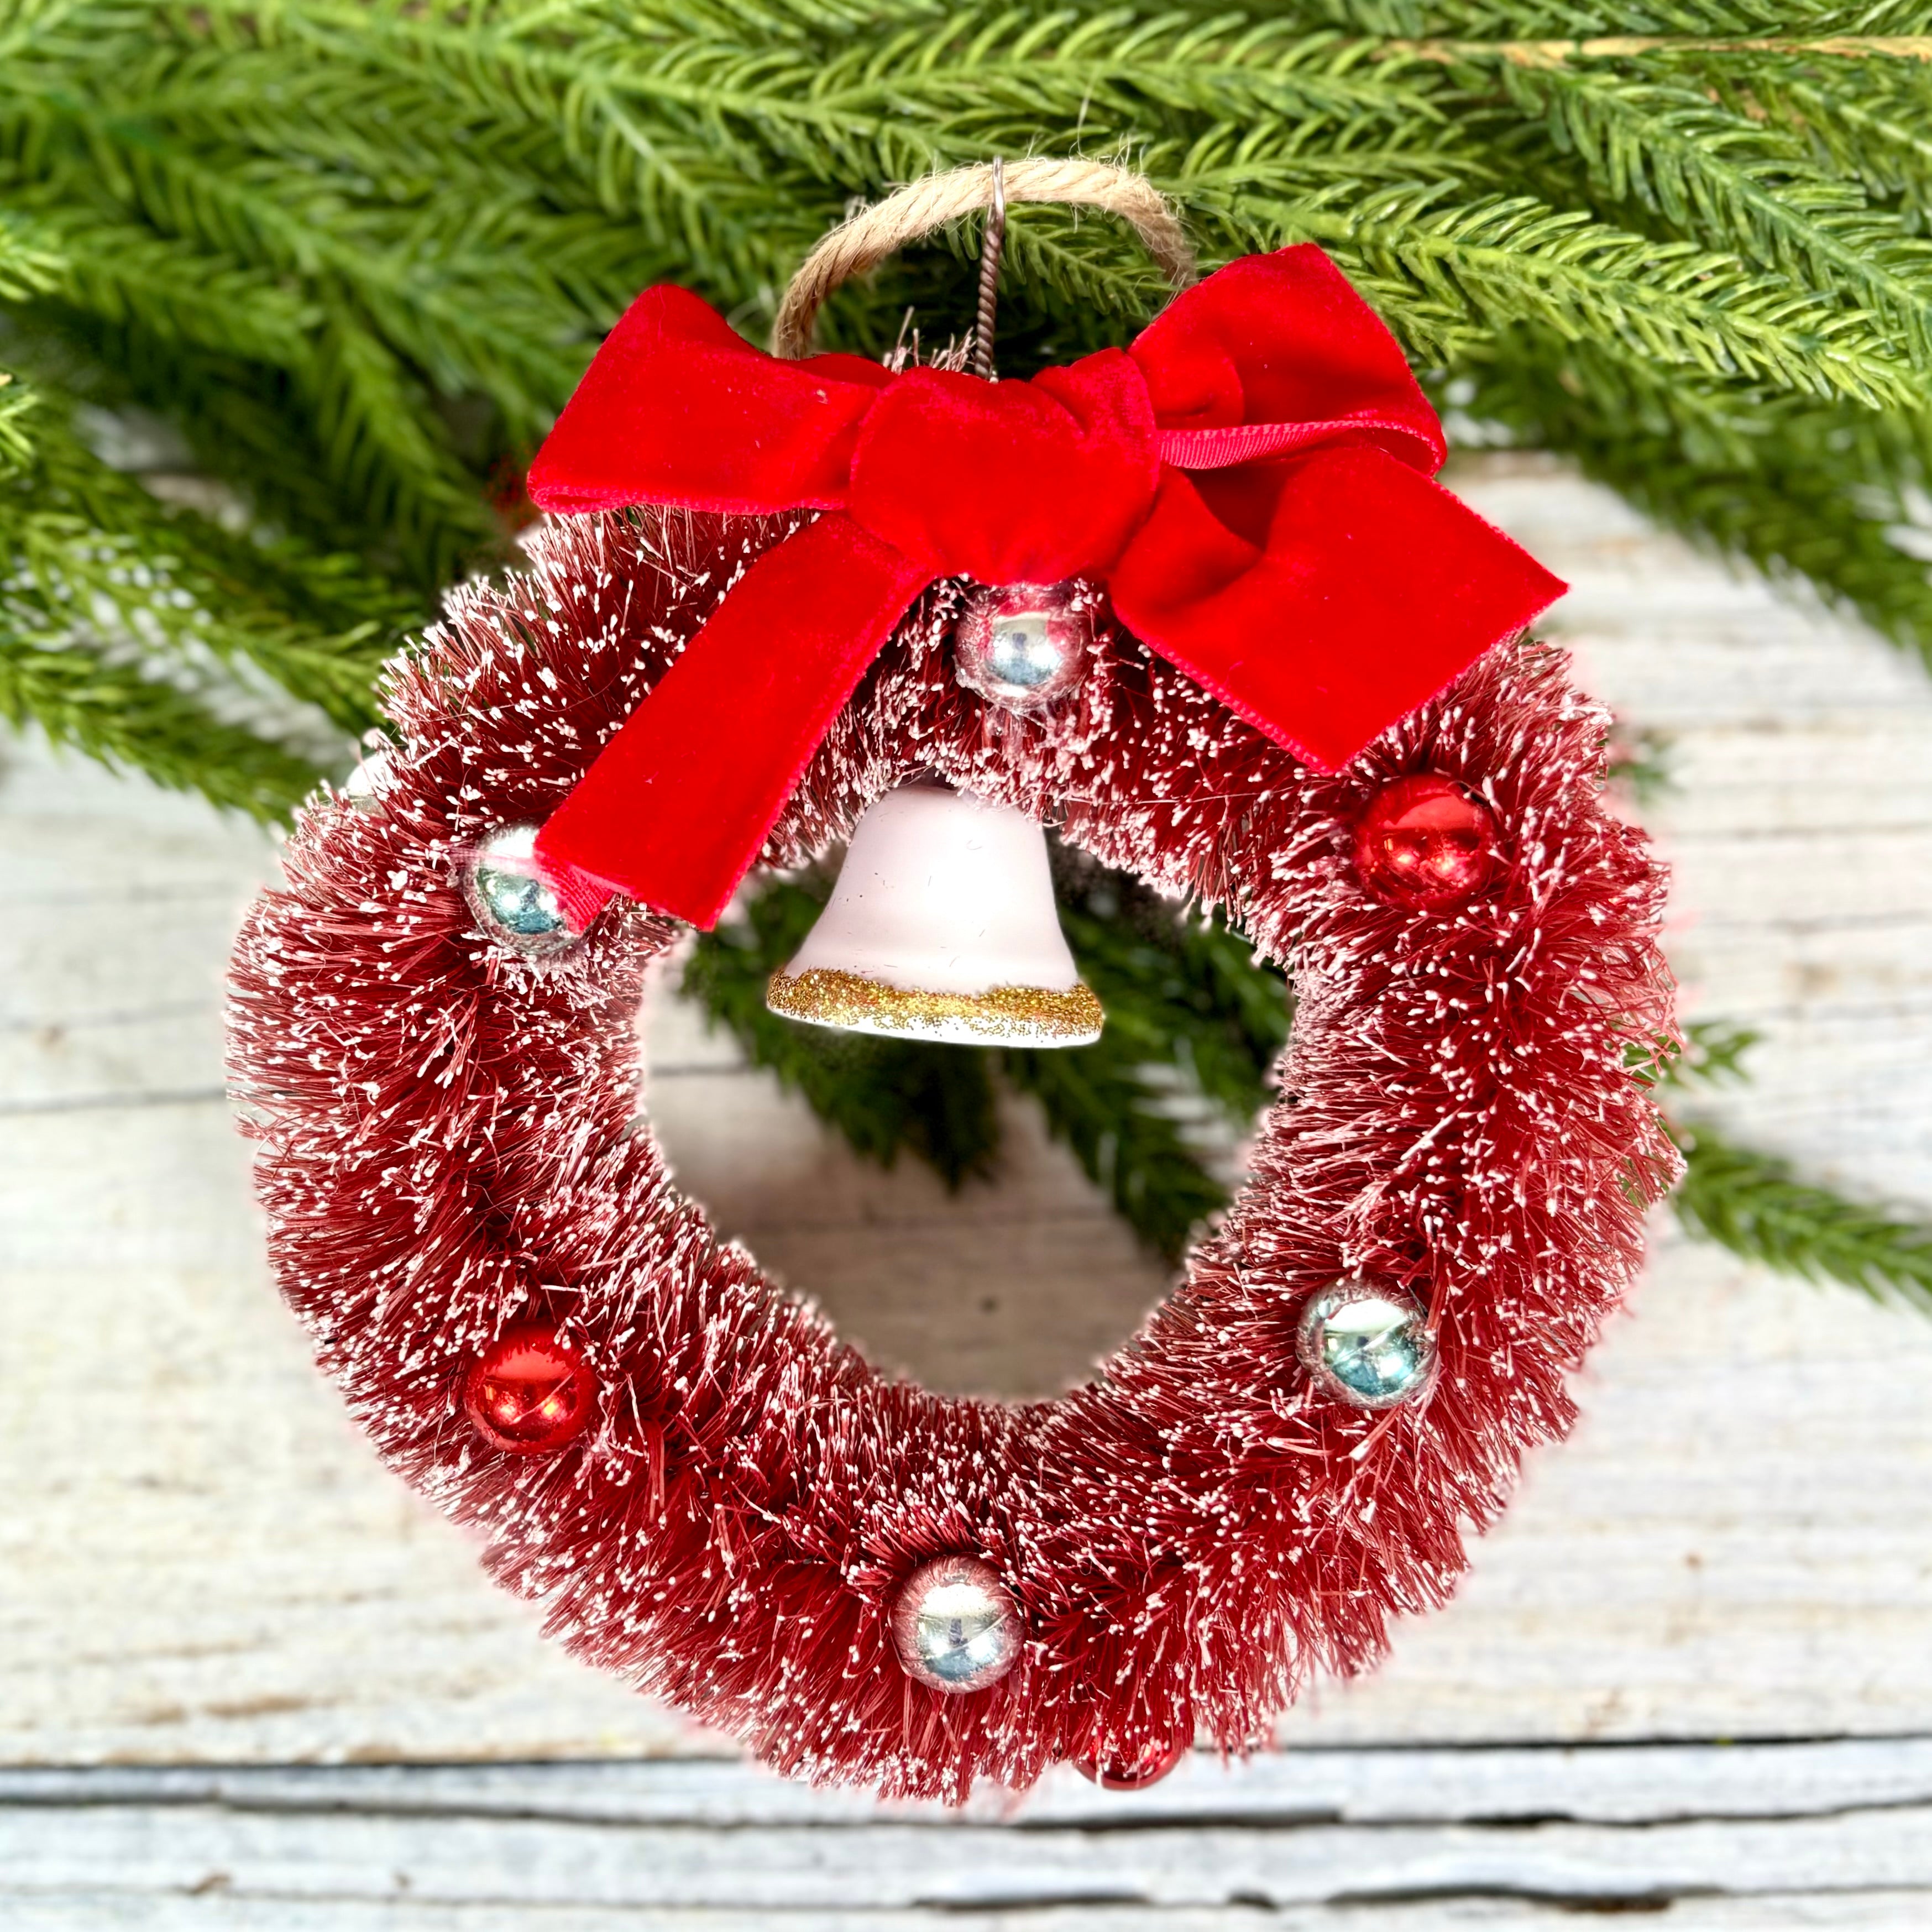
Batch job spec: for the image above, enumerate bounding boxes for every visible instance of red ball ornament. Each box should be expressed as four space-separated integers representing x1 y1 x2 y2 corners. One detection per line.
1075 1733 1189 1790
1354 773 1500 907
462 1326 598 1454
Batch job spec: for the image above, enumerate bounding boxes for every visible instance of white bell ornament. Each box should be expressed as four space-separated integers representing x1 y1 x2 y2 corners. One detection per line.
765 782 1103 1046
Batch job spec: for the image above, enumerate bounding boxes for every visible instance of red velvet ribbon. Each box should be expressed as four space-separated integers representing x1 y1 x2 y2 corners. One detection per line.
526 245 1565 929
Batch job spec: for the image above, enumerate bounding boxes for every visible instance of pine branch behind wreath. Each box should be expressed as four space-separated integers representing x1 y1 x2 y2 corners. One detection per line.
3 2 1930 1307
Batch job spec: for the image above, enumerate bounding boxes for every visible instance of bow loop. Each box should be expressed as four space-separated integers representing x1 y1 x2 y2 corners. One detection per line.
525 244 1564 929
528 286 892 517
1129 248 1446 474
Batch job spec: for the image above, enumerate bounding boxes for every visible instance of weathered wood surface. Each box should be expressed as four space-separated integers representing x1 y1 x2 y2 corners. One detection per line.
5 1740 1932 1925
2 454 1931 1918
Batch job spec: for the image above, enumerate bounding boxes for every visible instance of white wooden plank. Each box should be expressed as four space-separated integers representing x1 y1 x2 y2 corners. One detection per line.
2 455 1931 1771
1455 452 1932 1206
643 1064 1176 1397
4 1760 1932 1912
7 1735 1931 1825
10 1900 1931 1931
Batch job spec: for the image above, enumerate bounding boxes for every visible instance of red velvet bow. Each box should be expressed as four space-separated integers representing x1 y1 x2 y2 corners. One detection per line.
526 245 1564 929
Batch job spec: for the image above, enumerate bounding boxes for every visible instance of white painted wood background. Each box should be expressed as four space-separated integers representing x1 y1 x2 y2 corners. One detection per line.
2 454 1930 1924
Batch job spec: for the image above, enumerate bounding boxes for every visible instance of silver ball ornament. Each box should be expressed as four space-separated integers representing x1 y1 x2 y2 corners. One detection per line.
1296 1280 1434 1410
889 1554 1022 1694
462 824 578 959
954 582 1090 710
342 731 398 814
343 749 395 814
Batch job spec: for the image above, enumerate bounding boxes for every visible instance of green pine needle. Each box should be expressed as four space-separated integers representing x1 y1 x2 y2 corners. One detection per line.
1673 1124 1932 1315
0 397 413 802
0 372 37 478
680 872 1003 1190
1648 1018 1932 1311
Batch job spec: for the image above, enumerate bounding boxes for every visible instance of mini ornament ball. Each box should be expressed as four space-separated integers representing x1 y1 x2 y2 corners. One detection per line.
952 582 1091 711
889 1555 1023 1693
1354 774 1500 908
463 825 578 959
1296 1281 1435 1410
1075 1734 1191 1791
462 1326 599 1454
342 735 396 814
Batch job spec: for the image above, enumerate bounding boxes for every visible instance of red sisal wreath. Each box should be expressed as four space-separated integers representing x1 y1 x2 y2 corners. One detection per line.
227 165 1677 1800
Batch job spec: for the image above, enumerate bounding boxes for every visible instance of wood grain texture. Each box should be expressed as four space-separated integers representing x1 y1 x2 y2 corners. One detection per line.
1 457 1929 1798
1466 454 1932 1208
4 1741 1932 1926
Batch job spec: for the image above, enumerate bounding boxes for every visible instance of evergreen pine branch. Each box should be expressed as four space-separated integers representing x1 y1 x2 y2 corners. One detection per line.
1748 58 1932 224
3 41 663 329
0 413 327 818
249 1 1447 158
11 206 503 580
1272 189 1923 406
185 3 1929 409
1457 334 1932 671
1001 1036 1228 1264
9 0 1932 800
5 92 540 579
11 8 1928 488
679 872 1003 1188
200 2 1469 328
305 311 503 580
0 626 320 818
1672 1123 1932 1315
42 91 617 433
19 306 483 598
1491 59 1932 363
21 201 320 370
2 402 404 757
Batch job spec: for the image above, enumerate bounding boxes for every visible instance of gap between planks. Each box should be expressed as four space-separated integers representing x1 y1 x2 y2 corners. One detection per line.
3 1739 1932 1925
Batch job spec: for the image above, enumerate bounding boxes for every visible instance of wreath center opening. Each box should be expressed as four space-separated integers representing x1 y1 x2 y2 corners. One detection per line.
643 835 1282 1401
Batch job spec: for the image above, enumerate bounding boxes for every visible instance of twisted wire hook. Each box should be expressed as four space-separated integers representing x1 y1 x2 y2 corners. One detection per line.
971 158 1007 380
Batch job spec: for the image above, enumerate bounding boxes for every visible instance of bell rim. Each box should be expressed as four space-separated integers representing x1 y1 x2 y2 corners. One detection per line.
766 966 1103 1046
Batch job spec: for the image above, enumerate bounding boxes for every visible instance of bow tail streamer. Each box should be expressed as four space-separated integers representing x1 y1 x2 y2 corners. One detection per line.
1109 447 1567 773
535 514 934 930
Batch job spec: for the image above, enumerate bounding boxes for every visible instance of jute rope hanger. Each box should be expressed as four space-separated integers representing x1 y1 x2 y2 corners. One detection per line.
771 158 1198 362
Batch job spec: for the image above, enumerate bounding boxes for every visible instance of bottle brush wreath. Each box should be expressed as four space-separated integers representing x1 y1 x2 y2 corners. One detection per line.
228 162 1678 1800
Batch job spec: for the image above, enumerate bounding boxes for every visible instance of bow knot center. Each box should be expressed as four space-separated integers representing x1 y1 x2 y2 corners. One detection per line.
845 350 1161 588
